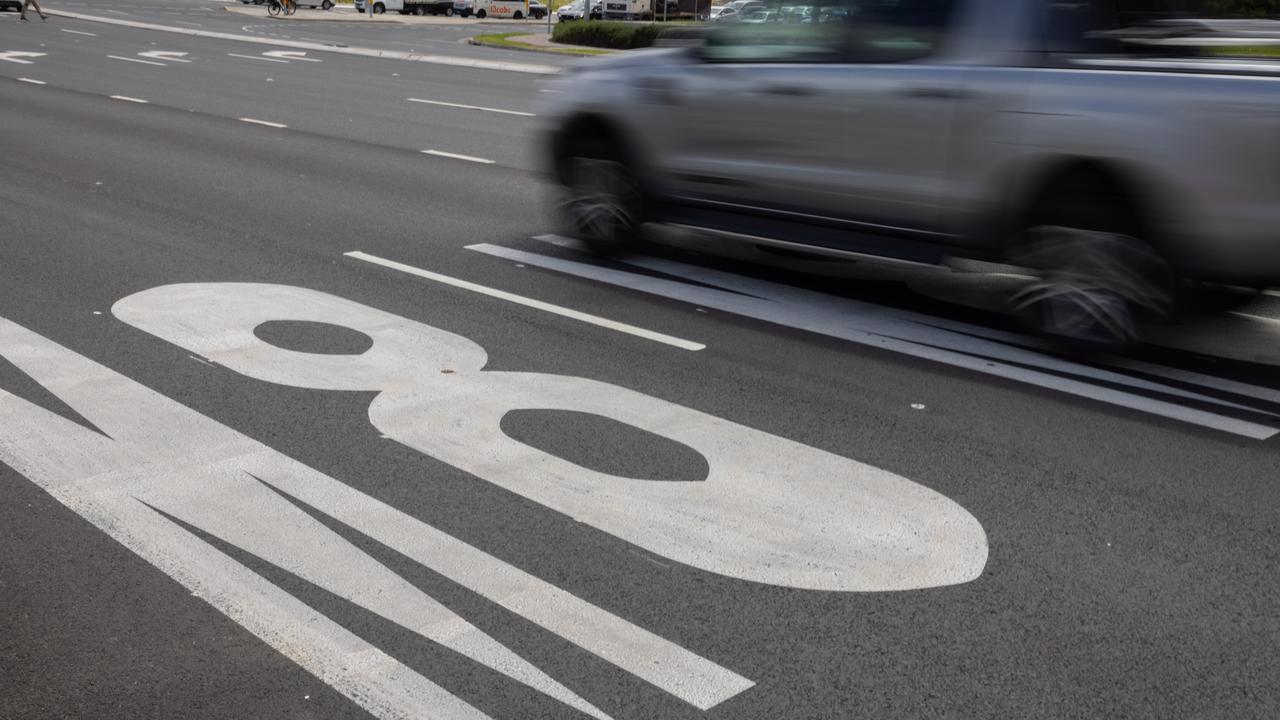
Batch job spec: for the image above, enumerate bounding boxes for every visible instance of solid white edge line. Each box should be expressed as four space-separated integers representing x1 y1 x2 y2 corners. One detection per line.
421 149 495 165
227 52 289 63
46 10 559 75
18 78 47 85
110 95 149 103
344 251 706 352
407 97 535 117
475 241 1280 440
60 28 97 35
107 54 167 66
240 117 288 128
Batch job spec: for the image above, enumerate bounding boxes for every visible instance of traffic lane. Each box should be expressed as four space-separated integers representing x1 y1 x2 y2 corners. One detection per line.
46 0 586 67
1 21 545 168
4 83 1280 718
10 12 551 110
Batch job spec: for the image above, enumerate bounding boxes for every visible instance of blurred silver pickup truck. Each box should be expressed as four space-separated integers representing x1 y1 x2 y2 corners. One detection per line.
542 0 1280 343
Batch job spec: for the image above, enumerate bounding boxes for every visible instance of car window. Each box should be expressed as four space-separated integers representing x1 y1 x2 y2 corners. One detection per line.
701 0 956 64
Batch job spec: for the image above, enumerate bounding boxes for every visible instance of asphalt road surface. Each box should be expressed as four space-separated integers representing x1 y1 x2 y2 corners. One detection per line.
3 5 1280 720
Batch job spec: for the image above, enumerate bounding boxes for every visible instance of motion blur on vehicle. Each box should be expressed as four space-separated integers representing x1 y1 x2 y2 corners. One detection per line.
543 0 1280 346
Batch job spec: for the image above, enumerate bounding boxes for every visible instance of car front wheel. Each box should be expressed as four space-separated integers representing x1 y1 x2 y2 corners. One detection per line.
559 140 644 256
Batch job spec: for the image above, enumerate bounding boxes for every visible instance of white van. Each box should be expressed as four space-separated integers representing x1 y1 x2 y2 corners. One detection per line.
453 0 530 18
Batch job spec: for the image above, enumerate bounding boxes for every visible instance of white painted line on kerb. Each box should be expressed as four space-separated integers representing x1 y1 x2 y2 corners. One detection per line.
228 52 288 63
110 95 149 104
240 117 287 128
107 54 166 66
421 149 494 165
18 78 46 85
60 28 97 36
344 251 706 352
407 97 534 117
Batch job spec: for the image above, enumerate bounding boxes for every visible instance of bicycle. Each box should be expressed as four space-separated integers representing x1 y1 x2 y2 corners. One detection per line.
267 0 296 16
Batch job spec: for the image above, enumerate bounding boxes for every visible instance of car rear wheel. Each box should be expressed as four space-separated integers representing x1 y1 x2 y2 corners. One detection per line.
559 140 644 256
373 2 386 12
1007 177 1174 347
321 0 333 9
475 8 485 17
513 9 522 18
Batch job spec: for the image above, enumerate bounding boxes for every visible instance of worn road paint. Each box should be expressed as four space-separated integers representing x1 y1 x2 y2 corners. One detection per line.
0 317 751 720
115 283 989 593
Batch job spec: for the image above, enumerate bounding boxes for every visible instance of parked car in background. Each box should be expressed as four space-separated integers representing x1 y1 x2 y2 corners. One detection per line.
740 8 778 22
0 0 22 10
543 0 1280 346
709 5 739 21
557 0 602 20
528 0 548 17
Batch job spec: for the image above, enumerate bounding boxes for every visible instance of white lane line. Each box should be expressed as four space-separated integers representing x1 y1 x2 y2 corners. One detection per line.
60 28 97 35
227 52 289 63
107 54 166 66
17 78 47 85
110 95 149 103
344 251 705 352
174 20 202 26
421 149 495 165
406 97 535 117
105 8 129 13
475 240 1280 439
239 117 288 128
47 10 559 75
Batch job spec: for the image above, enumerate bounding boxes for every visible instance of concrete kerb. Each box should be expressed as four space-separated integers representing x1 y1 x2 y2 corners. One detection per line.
467 33 622 55
46 9 560 74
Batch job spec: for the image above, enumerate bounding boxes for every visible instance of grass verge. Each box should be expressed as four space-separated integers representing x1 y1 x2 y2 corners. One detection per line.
470 32 613 55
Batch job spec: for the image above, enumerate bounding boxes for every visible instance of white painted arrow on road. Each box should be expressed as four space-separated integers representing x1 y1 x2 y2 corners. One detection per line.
0 51 47 65
138 50 192 62
262 50 322 62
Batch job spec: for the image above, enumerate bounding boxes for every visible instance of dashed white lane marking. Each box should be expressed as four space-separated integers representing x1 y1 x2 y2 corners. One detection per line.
60 28 97 35
105 8 129 13
17 78 47 85
239 117 288 128
107 54 167 66
110 95 149 103
227 52 289 63
406 97 535 117
173 20 202 26
344 251 706 351
421 149 495 164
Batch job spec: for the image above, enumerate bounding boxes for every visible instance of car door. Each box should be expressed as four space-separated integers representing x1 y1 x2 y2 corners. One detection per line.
656 0 966 236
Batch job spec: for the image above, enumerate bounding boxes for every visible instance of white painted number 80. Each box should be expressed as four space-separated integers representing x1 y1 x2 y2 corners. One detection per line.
114 283 987 592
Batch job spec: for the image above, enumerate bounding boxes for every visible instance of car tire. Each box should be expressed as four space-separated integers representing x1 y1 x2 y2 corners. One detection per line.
513 10 522 18
445 6 454 14
373 2 386 12
559 137 645 256
475 8 485 17
1007 176 1174 347
322 0 333 9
